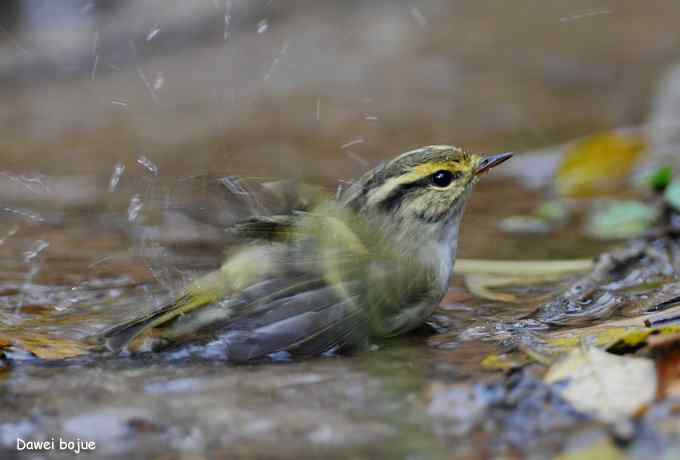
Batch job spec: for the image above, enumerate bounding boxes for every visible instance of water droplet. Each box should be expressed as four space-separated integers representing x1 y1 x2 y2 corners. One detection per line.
24 240 49 263
409 7 427 27
153 72 165 91
1 207 44 223
146 26 161 42
344 151 369 167
128 194 143 222
257 19 269 35
109 163 125 192
341 138 365 149
137 156 159 176
224 0 233 40
0 226 19 246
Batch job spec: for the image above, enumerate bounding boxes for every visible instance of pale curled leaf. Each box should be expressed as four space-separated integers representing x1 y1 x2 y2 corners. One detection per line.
456 259 593 277
461 259 592 303
545 347 656 424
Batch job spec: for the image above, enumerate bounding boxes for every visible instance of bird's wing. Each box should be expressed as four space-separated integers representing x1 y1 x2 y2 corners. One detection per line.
101 202 432 359
100 244 289 352
229 214 298 241
100 268 243 352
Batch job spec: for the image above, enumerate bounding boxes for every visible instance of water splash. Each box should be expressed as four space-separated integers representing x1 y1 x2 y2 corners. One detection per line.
24 240 49 263
111 99 129 107
0 171 51 194
345 151 369 167
341 138 365 149
20 240 50 304
409 7 427 28
560 9 612 23
137 156 159 176
109 163 126 192
257 20 269 35
0 226 19 246
146 26 161 42
152 72 165 92
128 194 143 222
224 0 233 41
1 207 45 223
263 41 289 81
137 68 159 104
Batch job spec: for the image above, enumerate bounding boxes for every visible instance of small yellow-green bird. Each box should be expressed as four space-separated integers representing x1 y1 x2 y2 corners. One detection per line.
102 146 511 361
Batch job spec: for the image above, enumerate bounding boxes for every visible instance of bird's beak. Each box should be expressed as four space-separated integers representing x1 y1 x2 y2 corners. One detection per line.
475 152 513 176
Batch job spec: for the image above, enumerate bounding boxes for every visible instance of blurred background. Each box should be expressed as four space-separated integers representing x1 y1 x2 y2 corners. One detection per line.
4 3 680 458
2 0 679 180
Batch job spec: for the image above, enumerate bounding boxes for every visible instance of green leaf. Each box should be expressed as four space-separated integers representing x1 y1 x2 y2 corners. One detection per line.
664 179 680 211
647 165 673 191
586 200 658 240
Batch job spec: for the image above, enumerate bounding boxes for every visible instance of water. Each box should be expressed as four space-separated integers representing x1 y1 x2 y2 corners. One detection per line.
2 1 680 457
0 173 619 459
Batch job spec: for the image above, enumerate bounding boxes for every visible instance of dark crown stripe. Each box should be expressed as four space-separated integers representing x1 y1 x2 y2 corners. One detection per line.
376 175 431 212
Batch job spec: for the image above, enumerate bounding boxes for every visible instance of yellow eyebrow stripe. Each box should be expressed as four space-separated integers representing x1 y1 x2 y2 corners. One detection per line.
397 162 464 183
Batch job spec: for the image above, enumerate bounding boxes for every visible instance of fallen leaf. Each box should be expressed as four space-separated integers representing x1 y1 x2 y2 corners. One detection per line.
647 165 673 191
480 354 521 370
665 178 680 211
545 347 656 424
456 259 593 277
555 131 646 197
586 201 659 240
555 438 627 460
549 325 680 353
0 332 90 360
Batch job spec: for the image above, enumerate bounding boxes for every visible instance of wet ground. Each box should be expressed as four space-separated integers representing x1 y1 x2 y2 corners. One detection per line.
3 1 680 459
0 177 615 460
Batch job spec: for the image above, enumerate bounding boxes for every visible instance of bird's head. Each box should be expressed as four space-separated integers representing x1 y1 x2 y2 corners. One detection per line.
341 145 512 243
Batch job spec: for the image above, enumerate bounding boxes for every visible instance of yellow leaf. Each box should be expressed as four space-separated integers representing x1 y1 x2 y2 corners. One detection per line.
555 439 627 460
556 132 646 197
0 333 90 360
480 354 520 370
548 324 680 352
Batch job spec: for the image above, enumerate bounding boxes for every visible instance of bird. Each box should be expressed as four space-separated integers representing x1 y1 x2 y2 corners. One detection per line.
100 146 512 361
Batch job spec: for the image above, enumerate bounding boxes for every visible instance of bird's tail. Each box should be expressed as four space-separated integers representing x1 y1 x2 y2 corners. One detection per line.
99 290 214 352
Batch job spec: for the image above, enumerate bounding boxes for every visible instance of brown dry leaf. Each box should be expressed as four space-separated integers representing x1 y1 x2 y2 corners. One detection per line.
644 332 680 399
545 347 656 424
555 131 646 197
0 332 91 359
655 348 680 399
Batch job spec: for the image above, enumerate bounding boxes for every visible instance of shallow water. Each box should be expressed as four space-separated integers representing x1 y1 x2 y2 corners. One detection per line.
3 1 680 457
0 175 618 459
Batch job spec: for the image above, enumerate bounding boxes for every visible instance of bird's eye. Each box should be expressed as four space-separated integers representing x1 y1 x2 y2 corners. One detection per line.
431 170 457 188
